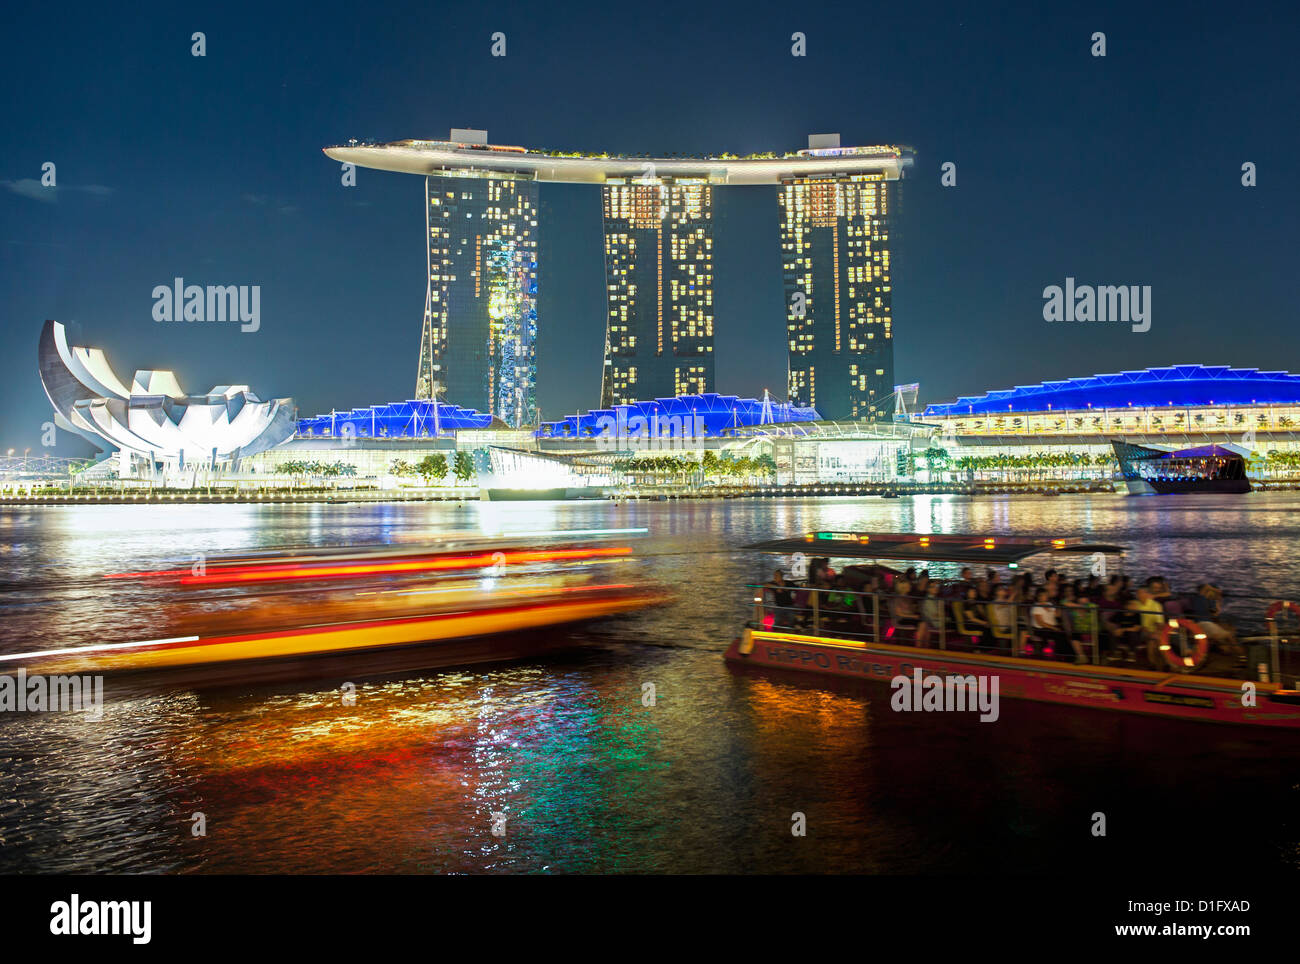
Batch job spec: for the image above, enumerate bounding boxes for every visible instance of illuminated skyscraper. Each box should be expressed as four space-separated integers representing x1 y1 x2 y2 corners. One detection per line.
418 172 539 427
328 132 909 421
600 177 714 407
780 172 896 421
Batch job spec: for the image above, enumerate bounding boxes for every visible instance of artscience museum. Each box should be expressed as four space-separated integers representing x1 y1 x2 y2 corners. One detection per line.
38 320 296 480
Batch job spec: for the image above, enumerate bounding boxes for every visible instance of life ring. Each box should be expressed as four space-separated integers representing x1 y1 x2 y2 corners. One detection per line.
1265 600 1300 622
1159 617 1209 672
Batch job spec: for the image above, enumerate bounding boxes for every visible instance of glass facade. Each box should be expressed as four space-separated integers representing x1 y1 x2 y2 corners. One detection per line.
780 172 895 421
600 178 714 407
418 173 539 427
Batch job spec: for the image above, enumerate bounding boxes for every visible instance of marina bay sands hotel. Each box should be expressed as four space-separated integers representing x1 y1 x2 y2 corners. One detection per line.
325 131 912 426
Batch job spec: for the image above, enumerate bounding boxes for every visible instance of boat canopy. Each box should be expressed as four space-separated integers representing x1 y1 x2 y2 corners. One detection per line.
744 532 1128 565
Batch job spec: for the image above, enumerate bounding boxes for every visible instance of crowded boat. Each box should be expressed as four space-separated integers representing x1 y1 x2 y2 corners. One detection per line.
727 531 1300 728
758 559 1247 674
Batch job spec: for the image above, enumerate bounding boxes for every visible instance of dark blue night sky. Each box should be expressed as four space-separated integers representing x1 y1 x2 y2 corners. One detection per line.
2 0 1296 453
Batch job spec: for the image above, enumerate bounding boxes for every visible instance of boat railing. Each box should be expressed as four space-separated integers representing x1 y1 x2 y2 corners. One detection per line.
748 583 1300 682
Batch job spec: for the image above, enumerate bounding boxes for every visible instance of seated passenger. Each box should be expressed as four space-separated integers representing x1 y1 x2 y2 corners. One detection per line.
1188 583 1240 657
763 569 795 626
1129 588 1165 666
1097 582 1135 659
914 572 931 598
918 581 945 645
836 576 868 628
988 586 1017 651
960 585 991 643
956 567 975 594
891 580 920 637
1147 576 1182 615
1028 588 1079 662
1058 586 1092 664
1134 587 1165 637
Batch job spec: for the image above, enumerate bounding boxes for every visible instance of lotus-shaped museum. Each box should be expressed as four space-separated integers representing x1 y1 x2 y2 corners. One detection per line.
38 320 295 474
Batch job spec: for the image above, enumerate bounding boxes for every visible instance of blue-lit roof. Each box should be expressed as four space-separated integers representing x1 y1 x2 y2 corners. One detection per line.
921 365 1300 417
537 393 820 439
297 400 494 438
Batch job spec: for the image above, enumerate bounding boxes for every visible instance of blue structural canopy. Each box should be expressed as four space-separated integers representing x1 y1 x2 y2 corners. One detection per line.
921 365 1300 417
297 400 495 439
536 393 820 440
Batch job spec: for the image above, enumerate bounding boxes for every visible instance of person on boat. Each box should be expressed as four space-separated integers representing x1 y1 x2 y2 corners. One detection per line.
836 576 869 629
1188 583 1241 658
1134 587 1165 636
1122 588 1165 665
891 579 921 639
822 575 858 628
1103 597 1142 662
988 586 1017 652
918 581 946 645
1028 588 1081 662
1044 569 1062 598
1059 585 1094 663
764 570 795 626
914 571 931 599
960 584 992 644
1146 576 1181 615
956 567 974 594
817 575 846 625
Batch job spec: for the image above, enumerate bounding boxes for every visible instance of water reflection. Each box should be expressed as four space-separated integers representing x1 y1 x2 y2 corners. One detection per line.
3 493 1300 873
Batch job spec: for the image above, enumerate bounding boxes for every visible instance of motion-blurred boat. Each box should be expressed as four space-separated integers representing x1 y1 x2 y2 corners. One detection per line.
6 535 664 680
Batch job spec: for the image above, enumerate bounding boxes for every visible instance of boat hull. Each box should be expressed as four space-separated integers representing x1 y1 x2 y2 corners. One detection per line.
725 628 1300 729
20 589 662 677
1124 478 1251 495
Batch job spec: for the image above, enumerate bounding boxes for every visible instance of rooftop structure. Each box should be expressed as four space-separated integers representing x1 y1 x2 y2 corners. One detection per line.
536 391 820 440
297 399 500 439
323 138 912 185
921 365 1300 417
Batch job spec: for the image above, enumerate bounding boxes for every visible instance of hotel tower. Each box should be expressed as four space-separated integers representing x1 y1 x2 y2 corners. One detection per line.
327 131 908 423
779 170 895 420
599 177 714 407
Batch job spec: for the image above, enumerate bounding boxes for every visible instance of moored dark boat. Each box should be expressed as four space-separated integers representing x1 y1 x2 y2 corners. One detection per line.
1111 440 1251 494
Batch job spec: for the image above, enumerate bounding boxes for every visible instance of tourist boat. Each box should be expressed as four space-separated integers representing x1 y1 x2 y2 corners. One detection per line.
1112 440 1251 494
7 540 664 679
725 531 1300 729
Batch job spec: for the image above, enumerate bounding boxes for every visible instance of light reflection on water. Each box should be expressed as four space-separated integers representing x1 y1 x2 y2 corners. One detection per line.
2 493 1300 873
